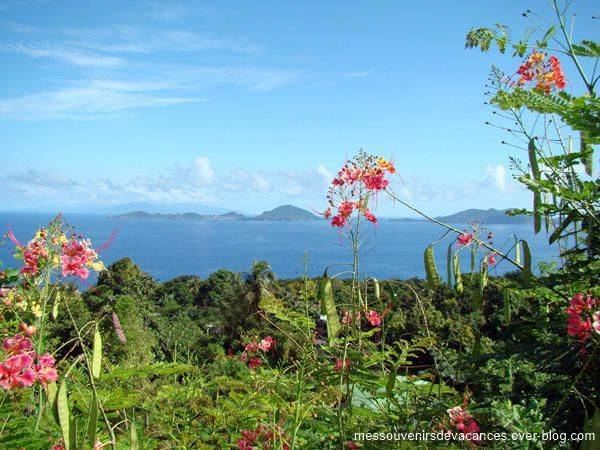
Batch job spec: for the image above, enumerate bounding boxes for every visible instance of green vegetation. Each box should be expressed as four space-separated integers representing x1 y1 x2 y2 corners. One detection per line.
0 2 598 449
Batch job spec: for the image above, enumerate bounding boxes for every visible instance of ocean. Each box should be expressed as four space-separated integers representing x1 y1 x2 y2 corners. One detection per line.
0 213 558 281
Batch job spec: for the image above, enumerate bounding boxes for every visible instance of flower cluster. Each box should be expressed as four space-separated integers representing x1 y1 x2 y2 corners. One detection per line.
237 424 289 450
61 237 104 279
0 332 57 390
566 293 600 341
341 309 382 327
456 233 474 247
8 228 53 277
6 218 105 281
240 336 276 370
447 406 480 443
333 358 351 372
324 152 396 228
516 51 566 94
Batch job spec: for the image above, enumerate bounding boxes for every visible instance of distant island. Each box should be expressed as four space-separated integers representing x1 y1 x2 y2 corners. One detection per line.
111 204 320 221
391 208 532 225
112 206 532 225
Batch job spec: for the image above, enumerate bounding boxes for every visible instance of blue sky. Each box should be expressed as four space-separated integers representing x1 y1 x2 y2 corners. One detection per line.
0 0 597 216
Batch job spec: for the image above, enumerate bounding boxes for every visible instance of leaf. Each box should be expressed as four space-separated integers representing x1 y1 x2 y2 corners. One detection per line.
130 421 139 450
520 239 532 276
528 138 541 180
87 392 98 447
453 254 463 294
92 325 102 379
424 245 440 289
446 243 453 286
549 211 576 244
57 380 70 450
318 271 340 344
385 370 396 399
52 290 61 320
572 40 600 57
372 278 380 303
538 25 555 48
533 191 542 234
514 238 521 267
581 131 594 176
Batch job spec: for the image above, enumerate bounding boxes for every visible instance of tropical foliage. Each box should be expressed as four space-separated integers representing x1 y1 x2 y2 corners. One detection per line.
0 2 598 449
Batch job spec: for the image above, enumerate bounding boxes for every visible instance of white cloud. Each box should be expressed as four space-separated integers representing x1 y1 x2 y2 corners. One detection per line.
317 164 333 182
0 159 337 208
0 81 202 119
3 43 123 67
191 157 215 187
484 164 507 192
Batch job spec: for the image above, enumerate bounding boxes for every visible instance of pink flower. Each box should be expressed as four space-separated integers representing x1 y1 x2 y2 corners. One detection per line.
322 208 332 219
487 253 496 266
362 172 389 191
566 293 596 316
258 336 275 352
244 342 259 353
6 228 23 248
456 233 474 246
33 353 58 387
447 406 480 443
364 210 377 224
21 239 49 276
593 312 600 334
0 353 36 390
339 166 363 184
333 358 351 372
3 334 33 355
341 310 361 325
61 238 98 279
366 310 382 327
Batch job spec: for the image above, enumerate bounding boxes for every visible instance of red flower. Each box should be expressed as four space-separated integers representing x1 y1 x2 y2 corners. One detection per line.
362 171 389 191
566 293 596 316
248 357 262 370
364 209 377 223
487 253 496 266
456 233 474 246
333 358 351 372
338 201 354 218
322 208 332 219
567 314 592 340
331 214 347 228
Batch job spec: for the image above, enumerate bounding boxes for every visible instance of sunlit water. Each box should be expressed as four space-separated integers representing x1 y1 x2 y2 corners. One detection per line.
0 213 558 281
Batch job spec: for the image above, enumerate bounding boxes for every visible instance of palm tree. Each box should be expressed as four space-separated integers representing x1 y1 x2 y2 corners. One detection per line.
242 260 277 315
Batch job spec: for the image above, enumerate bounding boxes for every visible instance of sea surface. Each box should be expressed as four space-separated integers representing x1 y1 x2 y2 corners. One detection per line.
0 213 558 282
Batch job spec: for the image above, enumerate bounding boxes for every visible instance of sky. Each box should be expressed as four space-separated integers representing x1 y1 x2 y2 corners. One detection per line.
0 0 597 216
